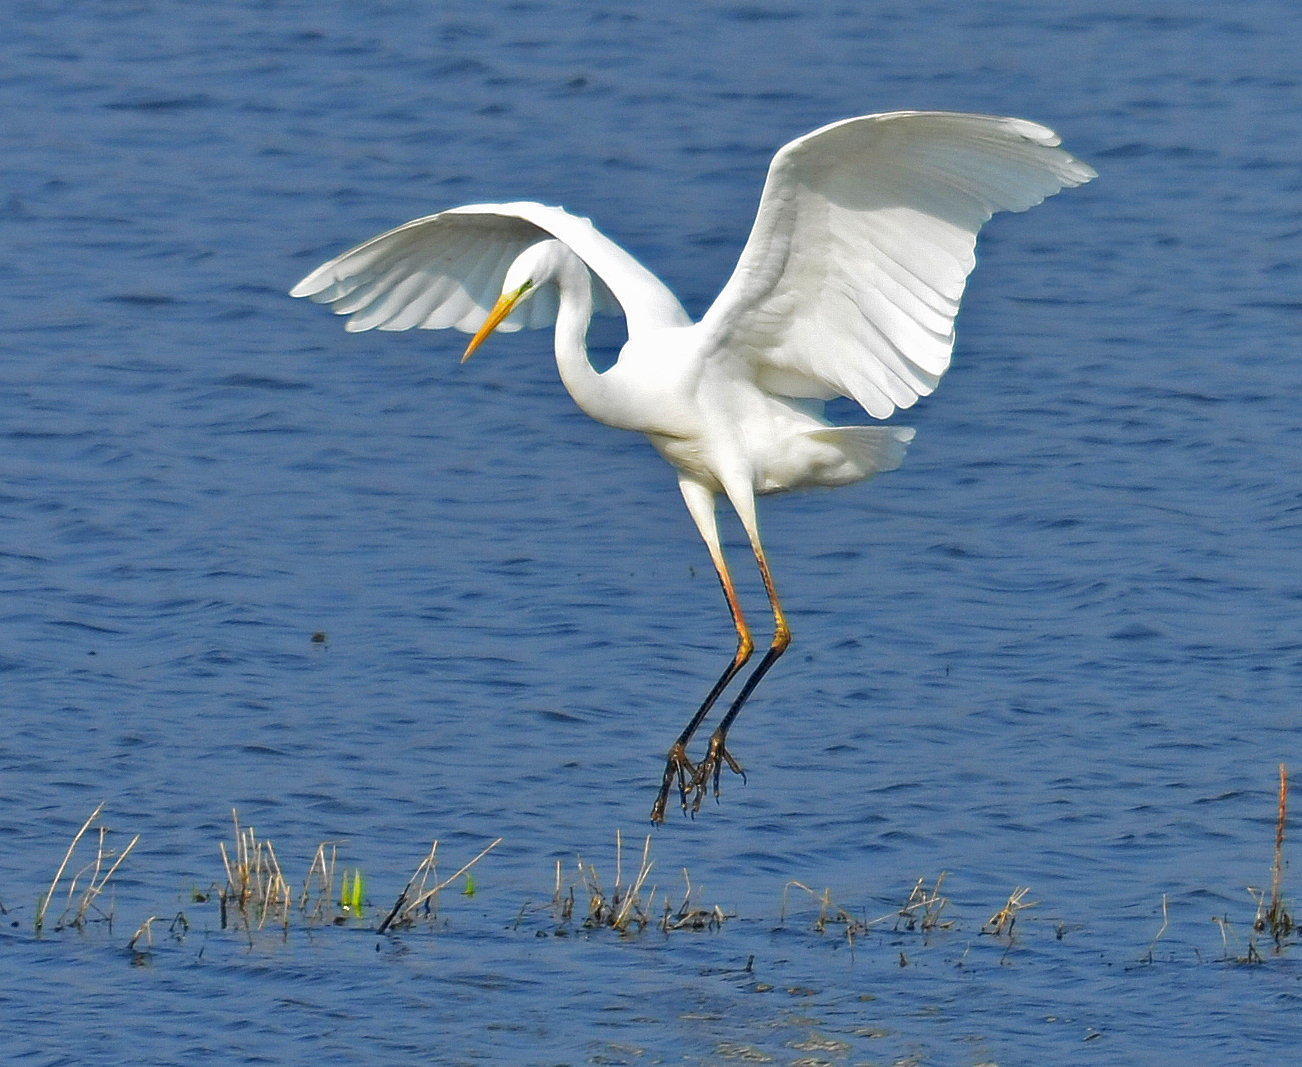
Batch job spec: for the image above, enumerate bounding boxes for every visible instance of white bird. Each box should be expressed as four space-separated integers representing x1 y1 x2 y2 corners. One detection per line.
291 111 1094 822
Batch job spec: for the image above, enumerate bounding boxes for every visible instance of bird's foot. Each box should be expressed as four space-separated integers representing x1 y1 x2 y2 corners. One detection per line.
651 743 696 823
690 730 746 814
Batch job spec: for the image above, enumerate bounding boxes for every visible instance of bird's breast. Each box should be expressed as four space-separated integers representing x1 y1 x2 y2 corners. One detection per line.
643 432 725 492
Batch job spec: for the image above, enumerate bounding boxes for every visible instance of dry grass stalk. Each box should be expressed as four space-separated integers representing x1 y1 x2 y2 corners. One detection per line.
218 809 291 932
36 803 140 932
532 858 580 925
981 886 1036 938
378 836 501 934
1212 914 1233 959
377 841 436 933
552 858 574 921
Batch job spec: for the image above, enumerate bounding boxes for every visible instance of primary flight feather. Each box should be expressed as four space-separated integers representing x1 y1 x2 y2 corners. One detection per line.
291 110 1095 821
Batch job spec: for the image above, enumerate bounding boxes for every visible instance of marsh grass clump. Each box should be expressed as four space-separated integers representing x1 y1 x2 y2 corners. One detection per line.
218 809 292 934
212 813 499 939
782 881 869 943
895 873 952 934
575 831 656 933
531 832 654 934
522 832 727 937
571 832 731 934
35 802 139 933
660 867 728 932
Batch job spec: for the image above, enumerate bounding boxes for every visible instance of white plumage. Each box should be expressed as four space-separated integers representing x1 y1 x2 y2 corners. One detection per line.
292 110 1094 821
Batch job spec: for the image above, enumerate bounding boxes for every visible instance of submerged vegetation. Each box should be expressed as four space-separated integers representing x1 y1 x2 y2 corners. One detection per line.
9 766 1297 967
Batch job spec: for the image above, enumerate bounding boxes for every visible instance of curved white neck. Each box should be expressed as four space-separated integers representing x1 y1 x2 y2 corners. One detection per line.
550 254 628 429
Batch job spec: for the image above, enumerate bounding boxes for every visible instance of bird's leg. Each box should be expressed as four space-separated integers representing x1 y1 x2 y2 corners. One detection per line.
691 534 789 812
650 544 753 823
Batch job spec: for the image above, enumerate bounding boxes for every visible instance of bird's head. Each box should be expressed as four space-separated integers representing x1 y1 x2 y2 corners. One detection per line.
462 239 566 362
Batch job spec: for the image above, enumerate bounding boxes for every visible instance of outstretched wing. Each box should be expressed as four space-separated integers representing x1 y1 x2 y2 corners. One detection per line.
290 201 691 337
698 111 1096 419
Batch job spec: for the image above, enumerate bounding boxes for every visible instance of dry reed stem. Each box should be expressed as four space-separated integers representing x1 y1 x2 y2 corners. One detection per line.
541 858 578 923
1142 893 1168 963
1247 764 1294 946
1266 764 1292 938
128 916 157 952
300 842 340 925
377 841 438 932
1212 914 1233 959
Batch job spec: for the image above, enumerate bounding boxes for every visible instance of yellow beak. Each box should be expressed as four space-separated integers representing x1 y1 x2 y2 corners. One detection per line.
461 282 531 363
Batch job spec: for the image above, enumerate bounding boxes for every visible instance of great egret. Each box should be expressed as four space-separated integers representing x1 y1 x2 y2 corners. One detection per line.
291 111 1094 822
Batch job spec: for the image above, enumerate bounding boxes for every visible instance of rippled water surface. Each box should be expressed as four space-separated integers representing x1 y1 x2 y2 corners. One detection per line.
3 1 1302 1064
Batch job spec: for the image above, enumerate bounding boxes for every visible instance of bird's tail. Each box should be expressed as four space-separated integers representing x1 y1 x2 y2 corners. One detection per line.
801 425 915 484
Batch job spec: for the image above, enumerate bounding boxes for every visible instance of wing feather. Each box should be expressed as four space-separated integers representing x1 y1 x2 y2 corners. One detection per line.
291 202 690 338
700 111 1095 419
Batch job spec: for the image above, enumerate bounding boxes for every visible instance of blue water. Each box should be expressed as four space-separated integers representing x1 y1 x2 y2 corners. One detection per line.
3 0 1302 1063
